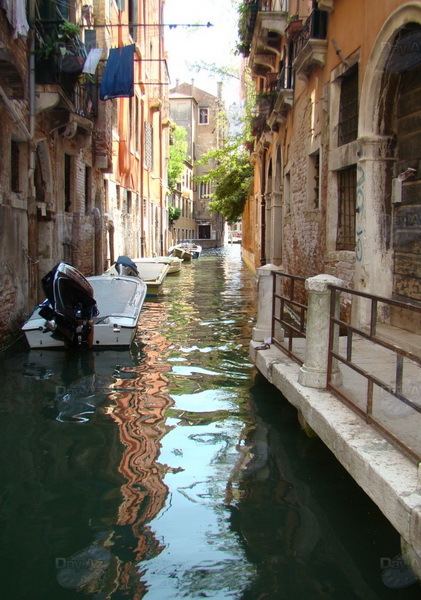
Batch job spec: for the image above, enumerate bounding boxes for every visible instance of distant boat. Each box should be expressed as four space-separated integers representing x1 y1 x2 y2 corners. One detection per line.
22 262 147 349
169 241 202 260
105 255 170 296
137 256 183 274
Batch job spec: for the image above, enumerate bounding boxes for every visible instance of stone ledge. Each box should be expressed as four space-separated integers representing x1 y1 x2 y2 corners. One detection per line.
250 340 421 580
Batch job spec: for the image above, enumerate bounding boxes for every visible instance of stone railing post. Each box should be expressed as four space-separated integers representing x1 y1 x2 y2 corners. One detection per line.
252 264 283 343
298 274 343 389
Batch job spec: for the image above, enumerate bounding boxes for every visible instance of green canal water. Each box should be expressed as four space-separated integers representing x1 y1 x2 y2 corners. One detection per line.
0 246 419 599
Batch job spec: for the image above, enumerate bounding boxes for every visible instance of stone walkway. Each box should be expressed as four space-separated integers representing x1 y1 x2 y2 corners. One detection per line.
249 337 421 582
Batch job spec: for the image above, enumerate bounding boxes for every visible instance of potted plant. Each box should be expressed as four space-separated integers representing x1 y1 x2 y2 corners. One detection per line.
36 20 86 74
285 14 303 36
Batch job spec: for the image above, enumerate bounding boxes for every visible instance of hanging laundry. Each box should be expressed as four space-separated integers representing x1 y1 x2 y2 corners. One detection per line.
83 48 103 75
100 44 134 101
1 0 29 38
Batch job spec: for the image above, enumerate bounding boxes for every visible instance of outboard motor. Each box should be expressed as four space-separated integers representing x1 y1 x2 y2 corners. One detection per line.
39 262 99 347
115 255 139 278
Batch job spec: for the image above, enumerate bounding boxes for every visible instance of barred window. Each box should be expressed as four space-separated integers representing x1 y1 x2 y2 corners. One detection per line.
64 153 72 212
145 122 153 170
308 151 320 210
11 141 20 193
336 165 357 250
338 64 358 146
116 185 121 211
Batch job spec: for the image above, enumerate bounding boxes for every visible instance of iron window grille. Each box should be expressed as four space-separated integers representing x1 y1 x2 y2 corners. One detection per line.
336 165 357 250
338 64 359 146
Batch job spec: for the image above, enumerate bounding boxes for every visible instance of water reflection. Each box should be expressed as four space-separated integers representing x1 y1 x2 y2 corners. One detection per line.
0 247 419 599
227 375 421 600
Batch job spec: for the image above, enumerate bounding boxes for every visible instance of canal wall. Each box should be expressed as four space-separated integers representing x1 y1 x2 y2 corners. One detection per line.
249 266 421 583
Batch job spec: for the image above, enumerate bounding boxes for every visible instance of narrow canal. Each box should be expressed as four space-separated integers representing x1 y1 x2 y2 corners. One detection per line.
0 246 419 599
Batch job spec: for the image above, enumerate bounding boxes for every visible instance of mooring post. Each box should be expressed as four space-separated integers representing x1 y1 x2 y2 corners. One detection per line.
252 264 283 343
298 274 343 389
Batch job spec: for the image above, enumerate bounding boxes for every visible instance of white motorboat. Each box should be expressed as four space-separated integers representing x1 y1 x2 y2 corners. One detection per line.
169 241 202 260
22 263 147 349
137 256 183 274
105 255 170 296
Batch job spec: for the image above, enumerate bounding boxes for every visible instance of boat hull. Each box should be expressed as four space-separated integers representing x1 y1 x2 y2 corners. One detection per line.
22 275 147 349
136 256 182 274
169 243 202 260
105 258 170 296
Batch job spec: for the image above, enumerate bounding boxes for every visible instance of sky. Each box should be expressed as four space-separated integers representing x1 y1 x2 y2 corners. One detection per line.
164 0 241 107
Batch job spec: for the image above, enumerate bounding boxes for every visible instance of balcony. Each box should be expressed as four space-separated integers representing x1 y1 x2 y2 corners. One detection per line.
250 91 276 140
238 0 288 66
293 8 328 82
267 64 294 128
249 2 288 76
35 20 95 142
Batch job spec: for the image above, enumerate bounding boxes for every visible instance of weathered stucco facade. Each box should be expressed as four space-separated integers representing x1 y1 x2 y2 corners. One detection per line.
0 0 170 348
242 0 421 331
169 81 227 247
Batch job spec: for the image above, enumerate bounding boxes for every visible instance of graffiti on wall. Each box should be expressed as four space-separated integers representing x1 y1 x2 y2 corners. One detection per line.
356 164 365 262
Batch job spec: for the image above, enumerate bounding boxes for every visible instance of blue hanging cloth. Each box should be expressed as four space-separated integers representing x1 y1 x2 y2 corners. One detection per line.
100 44 135 100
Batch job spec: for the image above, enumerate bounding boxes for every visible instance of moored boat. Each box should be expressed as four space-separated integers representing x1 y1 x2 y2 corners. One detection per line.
137 256 183 274
105 256 170 296
169 241 202 260
22 262 147 349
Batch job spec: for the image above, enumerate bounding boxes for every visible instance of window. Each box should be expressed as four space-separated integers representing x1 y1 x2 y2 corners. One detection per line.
338 64 359 146
284 171 291 215
39 0 69 20
116 185 121 210
84 166 92 214
127 190 132 214
128 0 138 42
199 107 209 124
64 153 72 212
336 165 357 250
135 96 140 151
145 122 153 170
10 141 20 193
199 181 211 198
308 151 320 210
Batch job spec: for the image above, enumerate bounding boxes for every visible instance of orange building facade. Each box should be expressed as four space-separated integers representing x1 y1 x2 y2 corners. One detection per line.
241 0 421 330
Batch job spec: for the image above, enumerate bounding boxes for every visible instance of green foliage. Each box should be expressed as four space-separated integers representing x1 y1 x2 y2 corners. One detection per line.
236 0 258 57
208 152 253 224
194 68 256 224
168 124 188 191
169 205 181 224
195 139 253 224
36 20 82 60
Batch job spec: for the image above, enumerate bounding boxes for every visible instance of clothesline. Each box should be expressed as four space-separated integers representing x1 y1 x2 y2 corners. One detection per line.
37 20 213 29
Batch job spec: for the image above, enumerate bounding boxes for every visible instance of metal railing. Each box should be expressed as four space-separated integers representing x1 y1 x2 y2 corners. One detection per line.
327 285 421 463
295 8 328 55
271 271 307 364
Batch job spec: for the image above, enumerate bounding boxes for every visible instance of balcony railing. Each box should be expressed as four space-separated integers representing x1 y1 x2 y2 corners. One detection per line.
295 8 328 55
277 64 294 91
259 0 289 12
73 80 97 119
238 0 289 56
